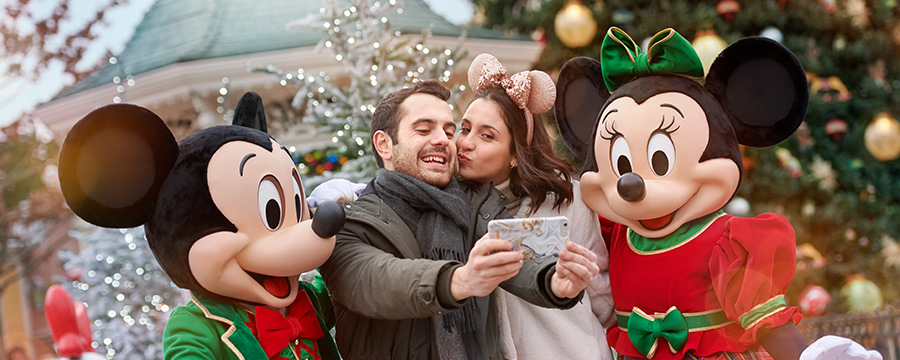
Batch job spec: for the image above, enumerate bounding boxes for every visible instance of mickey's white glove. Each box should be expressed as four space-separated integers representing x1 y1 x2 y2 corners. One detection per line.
800 335 882 360
307 179 366 207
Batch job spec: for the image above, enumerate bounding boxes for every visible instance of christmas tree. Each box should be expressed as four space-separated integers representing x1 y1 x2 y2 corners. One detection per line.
470 0 900 311
59 225 186 359
254 0 466 187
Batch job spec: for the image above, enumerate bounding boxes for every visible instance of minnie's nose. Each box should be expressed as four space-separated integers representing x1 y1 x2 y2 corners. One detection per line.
617 172 645 202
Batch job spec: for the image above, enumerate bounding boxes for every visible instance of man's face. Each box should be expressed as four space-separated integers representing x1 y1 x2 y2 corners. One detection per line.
387 93 457 187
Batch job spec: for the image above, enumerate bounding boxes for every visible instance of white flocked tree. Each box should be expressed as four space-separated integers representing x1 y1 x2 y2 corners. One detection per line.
59 224 186 360
254 0 466 187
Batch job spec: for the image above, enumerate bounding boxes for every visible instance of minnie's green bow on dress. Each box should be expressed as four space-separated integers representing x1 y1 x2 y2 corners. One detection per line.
626 307 689 359
600 27 705 92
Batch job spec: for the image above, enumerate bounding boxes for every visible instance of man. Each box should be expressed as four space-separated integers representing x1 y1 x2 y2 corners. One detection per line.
319 80 599 359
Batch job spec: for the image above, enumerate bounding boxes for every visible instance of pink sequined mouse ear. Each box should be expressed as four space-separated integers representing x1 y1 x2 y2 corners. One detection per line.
468 53 507 93
526 71 556 115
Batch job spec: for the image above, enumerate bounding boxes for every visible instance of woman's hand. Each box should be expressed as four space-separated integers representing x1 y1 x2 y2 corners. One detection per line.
550 241 600 298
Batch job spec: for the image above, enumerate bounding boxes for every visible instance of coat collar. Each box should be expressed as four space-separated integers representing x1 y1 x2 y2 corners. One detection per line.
189 292 270 360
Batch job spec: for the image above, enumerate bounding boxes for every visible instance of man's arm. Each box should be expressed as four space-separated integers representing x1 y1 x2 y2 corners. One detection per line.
320 227 464 320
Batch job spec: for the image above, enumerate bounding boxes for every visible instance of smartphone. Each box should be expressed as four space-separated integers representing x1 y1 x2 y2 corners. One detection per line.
487 216 569 259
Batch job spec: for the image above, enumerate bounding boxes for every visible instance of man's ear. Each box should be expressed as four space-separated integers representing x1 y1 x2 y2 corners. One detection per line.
372 130 393 164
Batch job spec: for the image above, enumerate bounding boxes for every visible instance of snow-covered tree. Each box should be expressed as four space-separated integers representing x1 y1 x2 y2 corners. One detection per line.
254 0 466 186
59 225 186 360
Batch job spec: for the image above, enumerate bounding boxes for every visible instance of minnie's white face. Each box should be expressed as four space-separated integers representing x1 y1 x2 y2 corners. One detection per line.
579 92 740 238
188 139 335 308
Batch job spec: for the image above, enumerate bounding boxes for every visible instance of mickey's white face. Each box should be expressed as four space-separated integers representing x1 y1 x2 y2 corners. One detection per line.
579 92 740 238
188 139 335 308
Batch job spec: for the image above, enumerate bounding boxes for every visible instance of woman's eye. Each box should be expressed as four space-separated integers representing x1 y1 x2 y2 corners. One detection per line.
459 127 470 134
610 136 633 177
647 133 675 177
482 133 494 140
258 177 284 231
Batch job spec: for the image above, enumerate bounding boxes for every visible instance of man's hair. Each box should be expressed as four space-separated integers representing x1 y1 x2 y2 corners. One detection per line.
370 80 451 168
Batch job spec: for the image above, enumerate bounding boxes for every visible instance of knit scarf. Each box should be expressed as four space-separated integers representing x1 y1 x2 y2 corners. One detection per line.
373 169 481 360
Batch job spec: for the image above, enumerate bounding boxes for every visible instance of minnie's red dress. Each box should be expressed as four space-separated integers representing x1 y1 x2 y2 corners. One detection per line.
601 211 802 359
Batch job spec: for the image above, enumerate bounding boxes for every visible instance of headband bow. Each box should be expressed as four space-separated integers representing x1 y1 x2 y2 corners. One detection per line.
468 53 555 145
600 27 705 92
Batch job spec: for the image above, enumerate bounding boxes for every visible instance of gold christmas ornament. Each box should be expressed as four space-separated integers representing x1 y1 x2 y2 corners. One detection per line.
864 112 900 161
554 0 597 48
692 30 728 76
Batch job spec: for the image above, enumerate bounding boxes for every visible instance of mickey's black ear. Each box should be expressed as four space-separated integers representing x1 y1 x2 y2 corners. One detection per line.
705 37 808 147
58 104 178 228
555 57 610 160
232 92 267 133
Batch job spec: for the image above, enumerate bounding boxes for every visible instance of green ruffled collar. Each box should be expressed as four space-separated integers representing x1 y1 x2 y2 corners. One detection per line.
627 211 726 255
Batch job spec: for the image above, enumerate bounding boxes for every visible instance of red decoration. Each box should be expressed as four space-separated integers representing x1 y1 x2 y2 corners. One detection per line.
716 0 740 21
45 285 94 357
798 284 830 317
825 119 848 141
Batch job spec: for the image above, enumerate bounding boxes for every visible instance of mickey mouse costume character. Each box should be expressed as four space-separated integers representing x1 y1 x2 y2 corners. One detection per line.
57 92 345 360
554 27 882 360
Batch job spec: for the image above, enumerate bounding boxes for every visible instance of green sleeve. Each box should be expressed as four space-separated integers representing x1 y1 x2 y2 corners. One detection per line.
163 306 231 360
306 272 335 329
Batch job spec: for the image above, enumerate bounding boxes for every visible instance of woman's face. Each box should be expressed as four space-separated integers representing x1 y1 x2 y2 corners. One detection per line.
457 98 516 185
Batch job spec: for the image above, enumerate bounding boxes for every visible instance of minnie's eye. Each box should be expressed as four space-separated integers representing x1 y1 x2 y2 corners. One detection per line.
292 171 303 222
610 137 633 177
647 133 675 177
258 176 284 231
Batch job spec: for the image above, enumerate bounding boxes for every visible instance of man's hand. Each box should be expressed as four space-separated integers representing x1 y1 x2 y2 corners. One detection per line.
450 235 524 300
550 241 600 299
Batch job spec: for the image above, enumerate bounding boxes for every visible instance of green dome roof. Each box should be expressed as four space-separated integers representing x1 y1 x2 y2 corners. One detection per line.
57 0 514 98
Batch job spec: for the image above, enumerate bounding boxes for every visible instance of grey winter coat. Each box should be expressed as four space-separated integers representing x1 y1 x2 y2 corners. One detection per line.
319 181 581 360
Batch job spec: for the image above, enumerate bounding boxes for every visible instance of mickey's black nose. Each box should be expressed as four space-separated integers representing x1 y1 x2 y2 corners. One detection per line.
617 173 645 202
311 201 346 238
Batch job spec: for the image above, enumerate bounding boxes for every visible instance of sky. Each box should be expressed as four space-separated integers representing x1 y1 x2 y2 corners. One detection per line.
0 0 475 128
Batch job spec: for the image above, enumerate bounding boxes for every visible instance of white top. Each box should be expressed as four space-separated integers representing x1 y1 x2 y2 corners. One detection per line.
494 179 615 360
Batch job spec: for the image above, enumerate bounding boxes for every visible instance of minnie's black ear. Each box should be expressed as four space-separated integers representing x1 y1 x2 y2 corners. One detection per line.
705 37 808 147
555 57 611 160
232 92 268 133
58 104 178 228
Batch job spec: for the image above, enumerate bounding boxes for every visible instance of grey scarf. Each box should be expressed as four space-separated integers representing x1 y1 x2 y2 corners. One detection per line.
373 169 482 360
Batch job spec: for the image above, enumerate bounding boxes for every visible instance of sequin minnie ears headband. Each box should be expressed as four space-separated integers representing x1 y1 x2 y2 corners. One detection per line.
467 53 556 145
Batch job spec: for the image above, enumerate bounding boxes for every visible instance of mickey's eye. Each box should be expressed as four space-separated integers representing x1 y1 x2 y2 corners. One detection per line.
647 133 675 177
258 176 284 231
292 170 303 222
610 137 633 177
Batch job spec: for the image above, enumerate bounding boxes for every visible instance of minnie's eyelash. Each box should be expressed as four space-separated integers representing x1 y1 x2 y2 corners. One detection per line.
655 115 680 134
600 119 621 140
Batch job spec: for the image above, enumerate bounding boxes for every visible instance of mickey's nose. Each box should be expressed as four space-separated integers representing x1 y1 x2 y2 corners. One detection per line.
617 173 645 202
311 201 346 238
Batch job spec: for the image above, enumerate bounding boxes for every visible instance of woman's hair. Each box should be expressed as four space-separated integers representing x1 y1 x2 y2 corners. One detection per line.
474 87 573 215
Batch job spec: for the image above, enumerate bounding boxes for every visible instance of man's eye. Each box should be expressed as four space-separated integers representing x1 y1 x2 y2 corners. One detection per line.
459 127 470 134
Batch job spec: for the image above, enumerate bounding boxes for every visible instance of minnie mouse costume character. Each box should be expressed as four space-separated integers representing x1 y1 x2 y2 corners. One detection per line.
57 92 344 360
555 27 881 360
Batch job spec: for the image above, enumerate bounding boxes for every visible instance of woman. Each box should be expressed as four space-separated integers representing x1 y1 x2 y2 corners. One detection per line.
459 53 614 360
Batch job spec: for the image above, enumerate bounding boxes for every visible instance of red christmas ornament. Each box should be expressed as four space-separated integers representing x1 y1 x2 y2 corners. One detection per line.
716 0 740 21
798 284 830 317
825 119 848 141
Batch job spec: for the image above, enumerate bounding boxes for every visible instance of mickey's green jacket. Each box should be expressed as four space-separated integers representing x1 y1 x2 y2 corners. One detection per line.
162 278 339 360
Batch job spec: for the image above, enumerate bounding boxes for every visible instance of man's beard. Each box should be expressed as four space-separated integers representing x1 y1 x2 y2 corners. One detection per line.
391 145 455 188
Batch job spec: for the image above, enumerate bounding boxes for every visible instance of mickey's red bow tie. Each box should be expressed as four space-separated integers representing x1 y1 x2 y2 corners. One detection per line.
247 290 324 359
